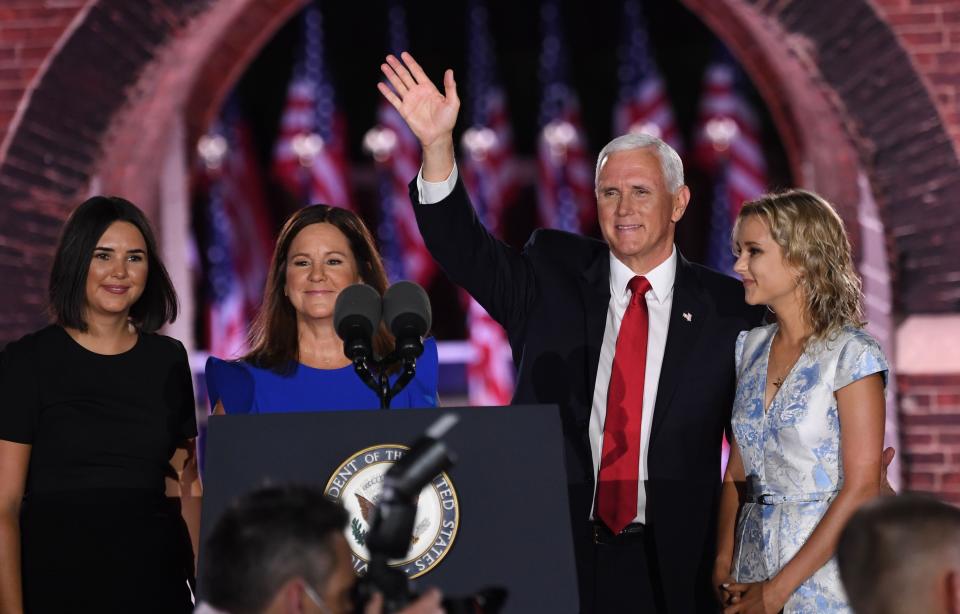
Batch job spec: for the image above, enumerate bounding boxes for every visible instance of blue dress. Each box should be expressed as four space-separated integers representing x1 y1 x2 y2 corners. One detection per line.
205 337 439 413
731 324 888 613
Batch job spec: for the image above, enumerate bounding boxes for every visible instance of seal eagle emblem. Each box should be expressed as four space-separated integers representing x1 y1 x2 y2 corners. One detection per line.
324 443 459 578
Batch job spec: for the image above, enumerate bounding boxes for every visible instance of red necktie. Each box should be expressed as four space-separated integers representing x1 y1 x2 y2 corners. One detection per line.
598 275 651 534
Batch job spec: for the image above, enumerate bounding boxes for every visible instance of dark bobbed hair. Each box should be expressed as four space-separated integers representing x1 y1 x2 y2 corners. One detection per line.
244 204 393 372
48 195 178 333
200 484 348 614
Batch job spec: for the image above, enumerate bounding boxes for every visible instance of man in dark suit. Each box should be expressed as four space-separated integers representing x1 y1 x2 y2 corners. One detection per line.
378 52 762 613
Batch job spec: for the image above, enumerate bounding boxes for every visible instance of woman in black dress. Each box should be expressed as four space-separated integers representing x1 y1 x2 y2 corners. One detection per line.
0 196 198 613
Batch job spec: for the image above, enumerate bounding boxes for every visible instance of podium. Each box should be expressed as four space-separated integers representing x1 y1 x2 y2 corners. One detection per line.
200 404 580 613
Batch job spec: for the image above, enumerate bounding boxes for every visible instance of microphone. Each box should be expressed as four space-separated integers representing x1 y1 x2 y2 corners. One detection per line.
333 284 382 362
382 281 432 361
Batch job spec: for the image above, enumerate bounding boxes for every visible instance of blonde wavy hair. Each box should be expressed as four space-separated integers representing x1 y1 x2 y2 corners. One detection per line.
733 189 864 341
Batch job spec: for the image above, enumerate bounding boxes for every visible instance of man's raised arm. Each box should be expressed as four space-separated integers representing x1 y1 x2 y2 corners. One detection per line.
378 52 459 183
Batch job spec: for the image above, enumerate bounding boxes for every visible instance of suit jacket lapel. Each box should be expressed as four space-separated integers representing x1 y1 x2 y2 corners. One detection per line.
650 255 706 445
579 249 610 426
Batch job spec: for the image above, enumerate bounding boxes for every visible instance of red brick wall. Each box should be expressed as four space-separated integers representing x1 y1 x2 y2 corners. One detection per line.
0 0 211 341
95 0 301 212
899 374 960 504
873 1 960 150
0 0 294 343
859 0 960 498
730 0 960 315
0 2 86 151
0 3 88 334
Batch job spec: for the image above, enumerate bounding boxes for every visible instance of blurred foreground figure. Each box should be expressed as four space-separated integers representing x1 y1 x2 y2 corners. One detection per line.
838 494 960 614
198 485 443 614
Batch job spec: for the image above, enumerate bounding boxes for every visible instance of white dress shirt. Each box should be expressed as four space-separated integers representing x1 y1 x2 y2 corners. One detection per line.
588 248 676 525
416 164 677 525
417 164 460 204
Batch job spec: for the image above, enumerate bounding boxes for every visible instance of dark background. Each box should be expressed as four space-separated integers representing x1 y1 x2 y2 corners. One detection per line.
199 0 791 340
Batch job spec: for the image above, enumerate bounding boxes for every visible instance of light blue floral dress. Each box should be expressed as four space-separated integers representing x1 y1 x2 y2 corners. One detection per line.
731 324 888 613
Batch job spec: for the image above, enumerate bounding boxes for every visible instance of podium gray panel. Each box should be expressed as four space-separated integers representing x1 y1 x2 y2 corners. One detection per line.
200 404 579 613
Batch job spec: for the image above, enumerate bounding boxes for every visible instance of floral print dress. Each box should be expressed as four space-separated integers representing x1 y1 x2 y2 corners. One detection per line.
730 324 888 613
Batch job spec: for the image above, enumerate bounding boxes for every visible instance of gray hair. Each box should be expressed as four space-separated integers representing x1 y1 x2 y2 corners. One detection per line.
595 133 684 194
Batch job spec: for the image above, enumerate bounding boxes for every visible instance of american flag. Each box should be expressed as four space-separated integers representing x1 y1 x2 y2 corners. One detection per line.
613 0 682 153
705 163 735 274
367 2 436 287
537 0 595 234
201 103 274 359
694 50 768 275
460 0 517 406
272 3 352 209
692 51 769 474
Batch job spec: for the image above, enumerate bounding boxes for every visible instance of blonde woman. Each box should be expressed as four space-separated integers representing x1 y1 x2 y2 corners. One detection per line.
714 190 888 613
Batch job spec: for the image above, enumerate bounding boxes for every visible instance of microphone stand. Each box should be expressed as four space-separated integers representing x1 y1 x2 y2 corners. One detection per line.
352 353 419 410
352 357 384 407
390 357 417 398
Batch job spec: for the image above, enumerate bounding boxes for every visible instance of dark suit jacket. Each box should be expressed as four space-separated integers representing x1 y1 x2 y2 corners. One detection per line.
412 178 763 613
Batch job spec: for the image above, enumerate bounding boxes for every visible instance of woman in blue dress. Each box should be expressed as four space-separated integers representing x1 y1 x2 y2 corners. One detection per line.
714 190 888 613
205 205 438 415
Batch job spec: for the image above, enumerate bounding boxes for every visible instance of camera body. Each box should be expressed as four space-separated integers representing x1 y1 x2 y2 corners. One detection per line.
352 419 506 614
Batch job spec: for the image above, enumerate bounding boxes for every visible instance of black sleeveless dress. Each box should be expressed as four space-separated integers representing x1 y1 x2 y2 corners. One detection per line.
0 326 197 613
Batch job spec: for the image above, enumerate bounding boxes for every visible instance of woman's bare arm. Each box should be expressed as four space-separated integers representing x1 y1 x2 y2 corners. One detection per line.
0 440 30 614
725 373 885 612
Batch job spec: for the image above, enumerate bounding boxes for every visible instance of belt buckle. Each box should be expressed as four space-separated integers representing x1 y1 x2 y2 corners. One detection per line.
593 522 642 544
757 494 775 505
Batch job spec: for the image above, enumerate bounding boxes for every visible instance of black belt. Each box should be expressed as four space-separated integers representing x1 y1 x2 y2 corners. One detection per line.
592 521 647 545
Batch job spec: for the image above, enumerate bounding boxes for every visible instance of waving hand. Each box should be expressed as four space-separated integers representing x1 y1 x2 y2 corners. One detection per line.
378 52 458 180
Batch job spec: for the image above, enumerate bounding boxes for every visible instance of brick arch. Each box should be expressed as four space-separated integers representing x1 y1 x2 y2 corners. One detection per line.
92 0 307 214
0 0 209 338
679 0 960 492
1 0 957 335
681 0 863 234
0 0 305 341
682 0 960 315
2 0 959 494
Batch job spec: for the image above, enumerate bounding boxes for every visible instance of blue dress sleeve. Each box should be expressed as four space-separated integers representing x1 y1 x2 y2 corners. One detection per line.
406 337 439 408
734 330 749 375
204 357 255 414
833 330 889 392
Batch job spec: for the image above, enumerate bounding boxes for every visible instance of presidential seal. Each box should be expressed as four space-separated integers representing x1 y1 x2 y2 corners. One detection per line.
324 444 459 578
